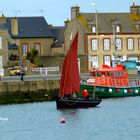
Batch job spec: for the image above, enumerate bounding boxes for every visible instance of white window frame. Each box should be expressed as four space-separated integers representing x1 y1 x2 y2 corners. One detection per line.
104 55 111 66
92 26 96 33
116 38 122 50
116 25 120 33
90 56 98 68
22 44 28 55
0 36 2 49
91 39 98 51
0 56 2 68
103 39 110 50
127 38 134 50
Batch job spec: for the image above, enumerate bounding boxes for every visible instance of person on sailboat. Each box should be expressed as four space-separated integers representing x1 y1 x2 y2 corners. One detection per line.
82 89 89 99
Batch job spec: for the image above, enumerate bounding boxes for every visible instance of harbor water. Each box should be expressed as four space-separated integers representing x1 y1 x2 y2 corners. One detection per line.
0 97 140 140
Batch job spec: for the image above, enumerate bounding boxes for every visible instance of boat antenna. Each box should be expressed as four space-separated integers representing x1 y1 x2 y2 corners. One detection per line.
112 23 119 66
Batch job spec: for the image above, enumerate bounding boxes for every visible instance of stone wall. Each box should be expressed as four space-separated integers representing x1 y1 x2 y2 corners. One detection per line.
0 80 60 104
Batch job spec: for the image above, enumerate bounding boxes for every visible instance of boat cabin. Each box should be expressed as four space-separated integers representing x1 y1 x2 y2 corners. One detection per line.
87 64 129 87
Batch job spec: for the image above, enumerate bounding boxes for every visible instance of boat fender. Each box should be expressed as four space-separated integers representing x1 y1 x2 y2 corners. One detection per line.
60 118 65 123
109 89 112 93
116 89 120 92
124 89 127 93
128 89 132 93
135 90 138 94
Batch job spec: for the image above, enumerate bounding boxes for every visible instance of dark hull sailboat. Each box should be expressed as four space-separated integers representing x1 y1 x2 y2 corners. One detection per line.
56 32 102 109
56 97 102 109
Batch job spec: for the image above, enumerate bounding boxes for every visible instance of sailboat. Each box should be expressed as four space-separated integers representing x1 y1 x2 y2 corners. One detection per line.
56 32 102 109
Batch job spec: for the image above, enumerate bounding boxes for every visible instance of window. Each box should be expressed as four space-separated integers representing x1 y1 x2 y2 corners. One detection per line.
127 38 134 50
0 56 2 68
92 26 96 33
34 43 41 54
103 39 110 50
138 38 140 50
0 37 2 49
22 43 28 55
116 25 120 32
90 56 98 68
104 55 111 66
116 38 122 50
135 24 140 32
91 39 98 51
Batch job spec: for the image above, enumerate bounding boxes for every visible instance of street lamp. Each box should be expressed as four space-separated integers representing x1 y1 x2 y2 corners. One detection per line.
91 3 98 36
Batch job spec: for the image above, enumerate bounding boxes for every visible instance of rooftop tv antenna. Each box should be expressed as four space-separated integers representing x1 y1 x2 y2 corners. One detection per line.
13 10 21 17
0 9 7 16
38 9 44 16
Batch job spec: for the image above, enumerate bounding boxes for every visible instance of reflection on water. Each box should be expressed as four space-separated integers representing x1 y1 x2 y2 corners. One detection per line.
58 109 80 120
0 97 140 140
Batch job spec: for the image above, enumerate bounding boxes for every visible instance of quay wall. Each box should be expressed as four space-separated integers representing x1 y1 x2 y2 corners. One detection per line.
0 80 60 104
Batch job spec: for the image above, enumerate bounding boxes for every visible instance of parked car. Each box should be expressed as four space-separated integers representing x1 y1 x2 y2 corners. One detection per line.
8 66 25 76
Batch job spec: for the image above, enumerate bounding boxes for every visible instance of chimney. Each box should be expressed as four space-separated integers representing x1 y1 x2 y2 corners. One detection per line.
0 15 6 25
130 3 140 16
64 18 70 27
11 17 18 36
71 6 80 19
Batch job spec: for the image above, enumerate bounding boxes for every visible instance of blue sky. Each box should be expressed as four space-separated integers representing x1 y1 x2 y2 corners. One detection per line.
0 0 140 26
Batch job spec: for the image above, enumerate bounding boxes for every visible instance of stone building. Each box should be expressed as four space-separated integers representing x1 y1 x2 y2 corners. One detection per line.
65 3 140 73
0 15 9 69
0 16 65 75
1 3 140 75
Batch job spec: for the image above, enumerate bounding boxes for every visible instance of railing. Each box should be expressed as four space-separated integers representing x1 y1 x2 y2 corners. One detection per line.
32 67 59 75
85 77 140 88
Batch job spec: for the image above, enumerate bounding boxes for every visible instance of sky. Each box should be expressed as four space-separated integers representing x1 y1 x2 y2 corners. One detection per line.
0 0 140 26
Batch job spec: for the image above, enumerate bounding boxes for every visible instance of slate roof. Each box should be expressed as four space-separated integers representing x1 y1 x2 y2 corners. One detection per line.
6 16 54 38
79 12 140 34
0 24 7 30
52 26 65 42
51 26 65 47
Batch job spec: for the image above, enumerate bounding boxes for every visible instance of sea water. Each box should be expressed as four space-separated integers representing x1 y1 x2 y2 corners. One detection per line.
0 97 140 140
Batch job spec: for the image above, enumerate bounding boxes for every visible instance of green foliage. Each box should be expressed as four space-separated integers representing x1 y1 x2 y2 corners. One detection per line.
26 49 38 63
26 52 32 60
38 64 43 67
32 48 38 57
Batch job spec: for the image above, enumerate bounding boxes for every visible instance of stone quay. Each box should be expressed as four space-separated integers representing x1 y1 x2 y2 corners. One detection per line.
0 79 60 104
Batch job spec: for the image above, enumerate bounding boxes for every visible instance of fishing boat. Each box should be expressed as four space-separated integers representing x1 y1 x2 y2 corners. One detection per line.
56 32 102 109
80 64 140 98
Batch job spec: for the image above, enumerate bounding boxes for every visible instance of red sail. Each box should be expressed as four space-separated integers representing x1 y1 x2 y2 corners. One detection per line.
59 32 80 97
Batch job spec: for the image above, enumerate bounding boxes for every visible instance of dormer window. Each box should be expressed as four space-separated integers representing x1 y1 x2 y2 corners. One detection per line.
92 26 96 33
135 24 140 32
116 25 121 32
